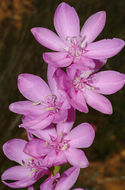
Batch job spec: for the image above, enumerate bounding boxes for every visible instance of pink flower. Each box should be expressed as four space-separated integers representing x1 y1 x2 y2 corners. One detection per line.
1 139 49 189
31 2 124 68
40 167 84 190
24 121 95 168
54 64 125 114
9 67 70 131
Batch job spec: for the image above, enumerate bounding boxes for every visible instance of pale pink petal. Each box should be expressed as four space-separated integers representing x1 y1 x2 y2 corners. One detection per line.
43 150 67 167
73 189 84 190
43 52 73 67
24 139 51 158
64 148 89 168
9 101 47 116
57 107 75 135
90 71 125 95
54 2 80 41
1 166 29 181
18 73 51 102
3 139 29 163
65 123 95 148
68 88 89 113
81 11 106 43
31 27 65 51
55 167 80 190
85 38 125 59
84 89 113 114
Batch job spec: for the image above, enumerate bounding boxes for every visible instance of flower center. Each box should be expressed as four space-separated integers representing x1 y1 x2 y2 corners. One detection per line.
32 95 61 115
20 158 44 179
46 133 69 152
73 70 95 91
44 95 61 114
64 35 88 58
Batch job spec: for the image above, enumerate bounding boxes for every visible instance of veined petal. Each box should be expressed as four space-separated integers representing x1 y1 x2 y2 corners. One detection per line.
54 2 80 41
9 101 46 116
90 71 125 95
24 139 51 158
81 11 106 43
85 38 125 59
65 123 95 148
84 89 113 114
43 52 73 67
3 139 29 163
18 73 51 102
31 27 65 51
55 167 80 190
57 107 75 135
1 166 29 181
64 148 89 168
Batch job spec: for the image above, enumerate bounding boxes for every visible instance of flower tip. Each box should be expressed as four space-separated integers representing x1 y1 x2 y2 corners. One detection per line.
9 103 14 112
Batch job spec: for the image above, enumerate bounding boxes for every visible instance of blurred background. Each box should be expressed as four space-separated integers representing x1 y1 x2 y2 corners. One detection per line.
0 0 125 189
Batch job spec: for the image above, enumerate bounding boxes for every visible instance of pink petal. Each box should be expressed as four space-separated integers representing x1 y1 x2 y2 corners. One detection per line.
54 68 70 90
9 101 47 116
55 167 80 190
28 186 34 190
47 65 58 94
84 89 113 114
2 177 36 189
85 38 125 59
18 73 51 102
73 189 84 190
20 115 54 131
94 59 107 72
40 173 60 190
53 109 68 123
1 166 29 181
43 150 67 167
65 123 95 148
90 71 125 95
31 27 65 51
54 2 80 41
57 107 75 135
3 139 29 163
68 88 89 113
81 11 106 43
64 148 89 168
43 52 73 67
33 125 57 141
24 139 51 158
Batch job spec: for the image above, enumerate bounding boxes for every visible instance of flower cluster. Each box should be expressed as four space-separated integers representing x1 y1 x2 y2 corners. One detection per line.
1 2 125 190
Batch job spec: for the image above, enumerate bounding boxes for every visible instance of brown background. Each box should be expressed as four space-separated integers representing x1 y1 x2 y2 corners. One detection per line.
0 0 125 189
